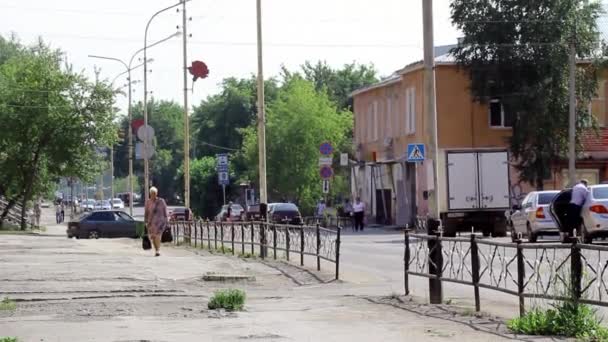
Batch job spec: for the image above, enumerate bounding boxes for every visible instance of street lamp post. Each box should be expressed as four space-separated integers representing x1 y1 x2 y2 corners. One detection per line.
89 32 180 215
143 1 186 206
256 0 268 206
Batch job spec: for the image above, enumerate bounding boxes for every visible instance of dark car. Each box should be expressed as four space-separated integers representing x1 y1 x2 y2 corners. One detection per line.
246 203 261 221
67 210 142 239
170 207 193 221
268 203 303 225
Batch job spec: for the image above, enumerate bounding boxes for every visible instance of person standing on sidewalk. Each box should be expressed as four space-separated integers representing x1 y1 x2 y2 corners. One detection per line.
343 199 354 231
55 200 62 224
145 187 169 257
353 197 365 232
563 179 589 242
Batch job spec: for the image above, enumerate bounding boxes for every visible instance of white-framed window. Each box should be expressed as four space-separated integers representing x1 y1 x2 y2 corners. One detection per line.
405 87 416 134
367 103 373 142
386 95 393 137
372 101 379 141
489 98 514 128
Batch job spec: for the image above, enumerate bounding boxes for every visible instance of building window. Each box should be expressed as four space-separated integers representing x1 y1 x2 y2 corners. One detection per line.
489 98 514 128
386 95 392 137
372 101 379 141
367 103 373 142
406 87 416 134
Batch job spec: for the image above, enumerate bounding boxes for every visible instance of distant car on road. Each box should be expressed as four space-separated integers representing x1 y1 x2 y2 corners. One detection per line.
94 200 112 211
82 199 96 212
246 203 261 221
40 201 51 208
215 204 245 222
111 198 125 209
170 207 193 221
509 190 560 242
67 210 141 239
268 203 303 225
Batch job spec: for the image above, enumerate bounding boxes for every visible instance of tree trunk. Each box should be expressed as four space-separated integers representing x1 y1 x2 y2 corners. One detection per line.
0 198 17 229
20 185 33 230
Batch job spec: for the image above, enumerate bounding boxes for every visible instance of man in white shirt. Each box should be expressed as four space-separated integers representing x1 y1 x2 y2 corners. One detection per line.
315 200 326 219
353 197 365 232
564 179 589 241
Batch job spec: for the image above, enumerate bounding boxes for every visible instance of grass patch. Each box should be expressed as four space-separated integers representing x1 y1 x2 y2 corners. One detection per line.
0 298 16 311
220 247 233 254
208 289 246 311
508 301 608 340
239 252 256 259
0 337 18 342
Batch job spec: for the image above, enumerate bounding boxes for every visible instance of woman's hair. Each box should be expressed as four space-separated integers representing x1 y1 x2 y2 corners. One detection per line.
150 186 158 195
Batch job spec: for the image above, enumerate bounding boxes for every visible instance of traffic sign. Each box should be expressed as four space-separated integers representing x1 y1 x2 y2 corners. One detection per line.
320 165 333 179
322 180 330 194
137 125 155 142
135 142 155 159
319 142 333 156
217 164 228 172
318 157 333 166
218 171 229 185
340 153 349 166
216 153 228 166
407 143 425 162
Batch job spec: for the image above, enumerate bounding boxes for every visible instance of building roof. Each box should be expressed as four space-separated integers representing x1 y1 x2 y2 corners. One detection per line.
349 73 402 97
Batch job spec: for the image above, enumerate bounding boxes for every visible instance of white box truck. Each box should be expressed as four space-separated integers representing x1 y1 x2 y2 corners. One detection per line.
439 150 510 237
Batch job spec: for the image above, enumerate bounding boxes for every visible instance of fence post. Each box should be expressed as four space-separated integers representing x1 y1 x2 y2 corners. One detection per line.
273 225 277 260
404 228 410 296
188 221 192 246
316 224 321 271
300 227 305 266
251 222 255 255
335 226 341 280
214 222 218 250
286 226 290 261
194 220 198 248
241 223 245 255
427 218 443 304
517 239 525 317
470 234 481 312
207 220 211 250
571 239 582 304
231 222 235 255
220 222 225 253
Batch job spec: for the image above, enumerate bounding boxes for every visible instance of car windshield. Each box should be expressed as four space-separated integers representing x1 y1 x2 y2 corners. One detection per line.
273 203 298 212
112 199 121 204
538 192 559 205
593 187 608 199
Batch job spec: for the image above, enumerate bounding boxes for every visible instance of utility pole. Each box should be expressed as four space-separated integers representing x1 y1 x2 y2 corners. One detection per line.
181 0 191 209
568 41 576 186
256 0 268 205
110 146 114 201
422 0 442 305
127 70 134 215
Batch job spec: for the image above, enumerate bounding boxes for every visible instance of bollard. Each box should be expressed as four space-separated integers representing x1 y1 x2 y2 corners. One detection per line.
516 239 525 317
231 222 235 255
427 218 443 304
316 224 321 271
470 233 481 312
404 226 410 296
286 226 290 261
300 227 305 266
335 226 341 280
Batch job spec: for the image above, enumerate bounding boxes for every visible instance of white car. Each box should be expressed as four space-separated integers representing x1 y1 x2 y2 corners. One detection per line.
510 191 560 242
94 200 112 211
579 184 608 243
82 199 96 212
111 198 125 209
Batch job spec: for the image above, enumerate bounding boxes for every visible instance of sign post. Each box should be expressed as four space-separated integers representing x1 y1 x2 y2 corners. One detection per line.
216 154 230 204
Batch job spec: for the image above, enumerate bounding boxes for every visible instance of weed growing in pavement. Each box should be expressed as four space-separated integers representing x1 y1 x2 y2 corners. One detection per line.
239 252 256 259
0 298 16 311
208 289 246 311
0 337 17 342
220 247 233 254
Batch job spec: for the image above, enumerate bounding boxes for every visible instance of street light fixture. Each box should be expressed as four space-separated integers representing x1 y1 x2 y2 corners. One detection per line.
143 2 187 205
88 31 180 215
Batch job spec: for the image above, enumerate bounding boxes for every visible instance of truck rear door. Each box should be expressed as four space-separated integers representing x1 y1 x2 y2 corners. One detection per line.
478 151 510 209
447 152 479 210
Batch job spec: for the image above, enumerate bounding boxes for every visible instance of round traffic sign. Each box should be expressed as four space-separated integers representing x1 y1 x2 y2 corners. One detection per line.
137 125 155 142
320 165 333 179
319 142 333 156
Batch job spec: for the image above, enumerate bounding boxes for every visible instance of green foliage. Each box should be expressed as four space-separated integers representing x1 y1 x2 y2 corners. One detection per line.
0 337 18 342
450 0 603 189
508 302 608 339
240 78 352 213
208 289 246 311
0 298 16 311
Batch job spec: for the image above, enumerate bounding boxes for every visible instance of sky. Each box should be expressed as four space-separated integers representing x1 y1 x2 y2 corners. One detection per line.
1 0 461 113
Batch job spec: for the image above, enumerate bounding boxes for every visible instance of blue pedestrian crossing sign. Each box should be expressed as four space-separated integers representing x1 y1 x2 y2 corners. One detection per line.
407 143 425 162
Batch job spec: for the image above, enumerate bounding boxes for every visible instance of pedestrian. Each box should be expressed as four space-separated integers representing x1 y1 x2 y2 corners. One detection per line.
144 187 169 257
315 200 326 219
55 200 62 224
343 199 354 231
60 200 65 223
563 179 589 242
353 197 365 232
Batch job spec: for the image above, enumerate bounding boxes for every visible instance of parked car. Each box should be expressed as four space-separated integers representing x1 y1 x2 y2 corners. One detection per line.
94 200 112 211
170 207 193 221
551 184 608 243
509 191 560 242
67 210 142 239
268 202 303 225
246 203 261 221
110 198 125 209
215 204 245 222
82 199 96 212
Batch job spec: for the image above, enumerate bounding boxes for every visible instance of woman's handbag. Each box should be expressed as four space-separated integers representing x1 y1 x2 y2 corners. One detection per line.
161 225 173 243
142 235 152 250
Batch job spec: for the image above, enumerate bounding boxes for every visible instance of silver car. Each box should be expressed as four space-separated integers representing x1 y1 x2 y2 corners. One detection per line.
510 191 560 242
580 184 608 243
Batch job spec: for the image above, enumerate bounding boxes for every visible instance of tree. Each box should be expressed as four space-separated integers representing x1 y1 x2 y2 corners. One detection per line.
240 78 353 213
450 0 603 189
0 36 116 228
282 61 378 110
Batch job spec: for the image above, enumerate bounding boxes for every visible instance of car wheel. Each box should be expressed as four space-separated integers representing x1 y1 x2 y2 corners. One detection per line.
527 223 537 243
88 230 100 239
582 225 593 244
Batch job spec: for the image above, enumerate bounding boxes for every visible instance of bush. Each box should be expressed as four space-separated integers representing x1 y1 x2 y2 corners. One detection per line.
508 301 608 339
0 337 17 342
208 289 246 311
0 298 16 311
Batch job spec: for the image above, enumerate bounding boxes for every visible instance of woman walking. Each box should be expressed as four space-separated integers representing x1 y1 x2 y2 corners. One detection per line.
145 187 169 257
353 197 365 232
